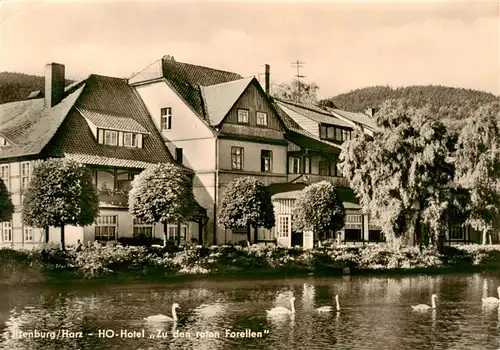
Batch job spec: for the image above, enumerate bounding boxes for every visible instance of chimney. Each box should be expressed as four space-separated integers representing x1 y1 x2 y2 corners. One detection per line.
44 63 65 108
365 107 376 117
264 64 270 95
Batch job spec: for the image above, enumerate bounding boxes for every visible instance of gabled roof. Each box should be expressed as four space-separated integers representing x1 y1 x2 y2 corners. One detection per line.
44 74 175 167
78 108 150 134
0 74 177 168
200 77 254 126
0 83 85 158
129 58 244 124
276 99 352 128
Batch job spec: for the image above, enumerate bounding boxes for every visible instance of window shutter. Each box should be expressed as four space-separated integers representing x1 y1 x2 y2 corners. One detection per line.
137 134 143 148
98 129 104 144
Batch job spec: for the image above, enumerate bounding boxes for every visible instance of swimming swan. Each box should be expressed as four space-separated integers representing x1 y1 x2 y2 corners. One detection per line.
316 294 340 313
144 303 180 322
482 286 500 304
411 294 437 311
266 296 295 315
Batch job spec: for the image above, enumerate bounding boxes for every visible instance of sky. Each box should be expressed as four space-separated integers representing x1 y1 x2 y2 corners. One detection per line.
0 0 499 99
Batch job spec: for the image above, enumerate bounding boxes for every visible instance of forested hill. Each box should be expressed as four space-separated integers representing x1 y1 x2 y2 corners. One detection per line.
320 85 499 119
0 72 74 105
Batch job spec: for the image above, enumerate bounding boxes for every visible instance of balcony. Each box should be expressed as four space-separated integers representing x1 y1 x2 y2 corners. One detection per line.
98 188 129 207
287 173 349 187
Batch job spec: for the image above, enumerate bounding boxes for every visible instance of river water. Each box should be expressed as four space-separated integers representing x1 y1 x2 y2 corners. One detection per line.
1 273 500 349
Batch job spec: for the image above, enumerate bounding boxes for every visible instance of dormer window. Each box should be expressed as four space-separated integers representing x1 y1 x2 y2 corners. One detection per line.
0 137 10 147
123 133 137 147
237 109 249 124
104 130 118 146
320 124 352 142
79 108 150 149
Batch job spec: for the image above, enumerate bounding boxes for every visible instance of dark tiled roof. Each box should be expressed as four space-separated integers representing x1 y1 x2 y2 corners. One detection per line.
161 59 243 122
44 74 175 167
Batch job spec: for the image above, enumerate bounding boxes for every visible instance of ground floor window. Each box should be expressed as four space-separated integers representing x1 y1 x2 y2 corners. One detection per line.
167 224 188 243
368 218 385 242
95 215 118 241
2 222 12 242
449 224 466 241
344 214 362 241
23 226 33 242
133 218 153 237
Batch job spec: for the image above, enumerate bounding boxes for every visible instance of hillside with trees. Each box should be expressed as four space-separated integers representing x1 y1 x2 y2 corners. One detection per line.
320 85 499 120
0 72 74 104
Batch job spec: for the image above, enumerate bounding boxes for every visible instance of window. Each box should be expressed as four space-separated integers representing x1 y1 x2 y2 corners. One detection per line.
261 150 272 172
104 130 118 146
327 127 335 140
123 133 137 147
0 164 9 190
231 147 244 170
2 222 12 242
167 224 188 243
345 214 363 241
161 107 172 130
237 109 249 124
342 129 351 141
94 215 118 241
319 160 329 176
320 125 352 142
23 226 33 242
256 112 268 126
133 218 153 237
175 148 183 164
21 162 30 190
290 157 300 174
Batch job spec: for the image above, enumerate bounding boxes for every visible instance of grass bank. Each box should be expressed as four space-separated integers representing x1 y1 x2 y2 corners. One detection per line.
1 243 499 285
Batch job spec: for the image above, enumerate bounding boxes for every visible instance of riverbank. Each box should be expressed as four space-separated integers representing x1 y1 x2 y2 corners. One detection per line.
1 243 500 285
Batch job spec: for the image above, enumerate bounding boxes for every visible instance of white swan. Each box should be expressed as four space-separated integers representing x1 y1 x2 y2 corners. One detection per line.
266 296 295 315
411 294 437 311
144 303 180 322
482 286 500 304
316 294 340 313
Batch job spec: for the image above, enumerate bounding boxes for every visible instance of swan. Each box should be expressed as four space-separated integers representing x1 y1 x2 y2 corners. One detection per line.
316 294 340 313
266 296 295 315
144 303 180 322
411 294 437 311
482 286 500 304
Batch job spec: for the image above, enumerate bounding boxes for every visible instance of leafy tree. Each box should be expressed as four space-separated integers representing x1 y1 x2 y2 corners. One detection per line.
454 102 500 244
129 163 198 245
292 181 345 242
22 158 99 249
0 178 14 222
273 80 319 104
339 99 460 250
218 176 275 242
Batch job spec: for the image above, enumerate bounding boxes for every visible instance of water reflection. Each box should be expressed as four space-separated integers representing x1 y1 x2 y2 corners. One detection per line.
1 274 500 349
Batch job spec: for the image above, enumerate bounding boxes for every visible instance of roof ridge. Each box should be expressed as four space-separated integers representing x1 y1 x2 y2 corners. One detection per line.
278 99 333 117
204 76 253 88
162 59 243 78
